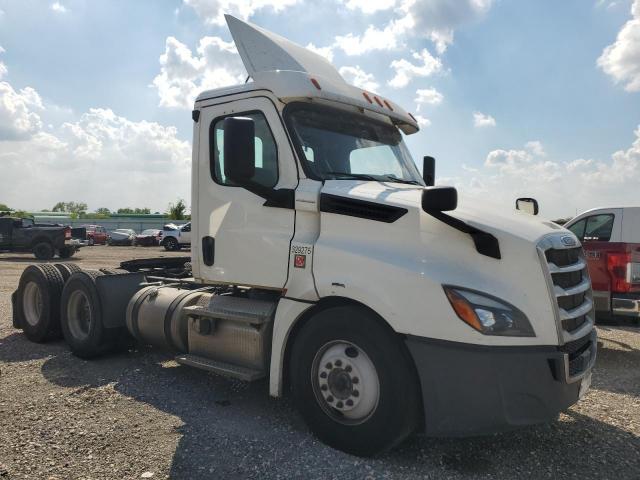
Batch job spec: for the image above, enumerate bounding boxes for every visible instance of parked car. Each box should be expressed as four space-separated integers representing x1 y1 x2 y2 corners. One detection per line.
162 222 191 251
564 207 640 321
107 228 137 246
0 216 85 259
82 224 108 245
135 229 163 246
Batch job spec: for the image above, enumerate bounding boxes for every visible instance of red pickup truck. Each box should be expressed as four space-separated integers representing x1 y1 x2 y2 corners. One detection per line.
565 207 640 322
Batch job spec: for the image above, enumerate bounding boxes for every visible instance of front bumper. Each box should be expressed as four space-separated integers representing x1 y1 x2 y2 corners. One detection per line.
405 330 597 437
612 294 640 318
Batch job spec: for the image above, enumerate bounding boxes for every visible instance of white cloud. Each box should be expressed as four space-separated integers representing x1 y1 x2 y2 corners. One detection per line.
597 0 640 91
152 36 246 109
339 65 379 91
50 2 67 13
405 0 494 32
473 111 496 127
413 114 431 127
429 29 454 54
0 63 6 80
344 0 397 14
0 81 44 140
0 71 192 211
306 43 334 63
457 128 640 218
334 15 413 56
183 0 300 26
415 88 443 109
388 48 442 88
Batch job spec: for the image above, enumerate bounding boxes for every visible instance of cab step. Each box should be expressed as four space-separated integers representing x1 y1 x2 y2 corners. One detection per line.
175 354 265 381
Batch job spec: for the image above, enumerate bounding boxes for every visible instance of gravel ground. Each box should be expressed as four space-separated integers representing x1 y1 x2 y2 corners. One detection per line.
0 246 639 480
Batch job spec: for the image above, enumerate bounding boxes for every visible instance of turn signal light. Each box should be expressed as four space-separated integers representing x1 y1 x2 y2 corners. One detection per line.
444 289 483 331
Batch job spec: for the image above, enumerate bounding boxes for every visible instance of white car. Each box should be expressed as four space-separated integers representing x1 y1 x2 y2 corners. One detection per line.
162 222 191 251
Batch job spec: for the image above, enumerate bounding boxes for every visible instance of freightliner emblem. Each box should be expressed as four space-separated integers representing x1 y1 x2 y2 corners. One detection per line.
561 235 577 247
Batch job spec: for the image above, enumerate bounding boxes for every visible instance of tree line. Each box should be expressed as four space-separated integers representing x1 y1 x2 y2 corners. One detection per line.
0 199 189 220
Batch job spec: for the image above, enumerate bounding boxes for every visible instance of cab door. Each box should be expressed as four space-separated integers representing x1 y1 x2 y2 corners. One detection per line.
193 96 298 289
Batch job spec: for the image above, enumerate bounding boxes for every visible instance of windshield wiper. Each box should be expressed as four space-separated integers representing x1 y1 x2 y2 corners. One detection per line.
325 172 379 181
380 174 422 185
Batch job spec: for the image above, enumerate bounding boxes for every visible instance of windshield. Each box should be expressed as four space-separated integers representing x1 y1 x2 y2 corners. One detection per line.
141 229 157 235
285 104 424 185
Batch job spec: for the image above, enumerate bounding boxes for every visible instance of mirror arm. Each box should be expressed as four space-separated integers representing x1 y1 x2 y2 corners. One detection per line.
424 209 501 259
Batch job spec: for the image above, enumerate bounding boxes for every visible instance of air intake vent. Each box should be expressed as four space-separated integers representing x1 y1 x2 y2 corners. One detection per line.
320 194 408 223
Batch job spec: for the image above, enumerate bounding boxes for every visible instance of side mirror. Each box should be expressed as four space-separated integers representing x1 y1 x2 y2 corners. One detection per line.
223 117 255 184
422 186 458 212
516 197 539 216
423 156 435 186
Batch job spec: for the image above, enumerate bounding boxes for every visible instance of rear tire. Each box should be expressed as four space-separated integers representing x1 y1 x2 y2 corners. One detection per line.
53 263 82 282
60 270 118 358
15 264 65 342
33 242 54 260
289 305 421 456
58 246 75 259
163 237 178 251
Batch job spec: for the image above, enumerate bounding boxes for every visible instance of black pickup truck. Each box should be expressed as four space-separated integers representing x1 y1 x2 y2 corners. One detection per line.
0 217 86 260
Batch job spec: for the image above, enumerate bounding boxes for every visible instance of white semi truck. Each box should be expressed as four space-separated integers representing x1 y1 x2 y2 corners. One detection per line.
11 16 597 456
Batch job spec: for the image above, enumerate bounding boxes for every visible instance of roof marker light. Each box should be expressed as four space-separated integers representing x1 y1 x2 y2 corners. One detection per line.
373 96 384 107
310 78 322 90
383 100 394 111
408 113 417 122
362 92 373 103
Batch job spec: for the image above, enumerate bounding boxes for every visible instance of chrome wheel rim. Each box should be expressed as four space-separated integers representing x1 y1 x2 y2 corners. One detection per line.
311 340 380 425
67 290 92 341
22 281 43 327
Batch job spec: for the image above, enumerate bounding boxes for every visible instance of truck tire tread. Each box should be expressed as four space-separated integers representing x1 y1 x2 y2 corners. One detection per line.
15 264 65 342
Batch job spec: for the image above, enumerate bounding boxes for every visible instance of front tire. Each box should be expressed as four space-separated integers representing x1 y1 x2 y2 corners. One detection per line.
163 237 178 251
88 237 95 246
290 305 421 456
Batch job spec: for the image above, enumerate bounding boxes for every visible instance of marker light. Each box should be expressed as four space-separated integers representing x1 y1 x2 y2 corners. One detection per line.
383 100 394 111
443 286 535 337
310 78 321 90
362 92 373 103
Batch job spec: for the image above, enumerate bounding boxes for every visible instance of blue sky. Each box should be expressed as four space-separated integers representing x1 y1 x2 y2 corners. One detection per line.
1 0 639 218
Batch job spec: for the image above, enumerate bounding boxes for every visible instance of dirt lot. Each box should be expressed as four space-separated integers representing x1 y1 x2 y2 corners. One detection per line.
0 246 639 480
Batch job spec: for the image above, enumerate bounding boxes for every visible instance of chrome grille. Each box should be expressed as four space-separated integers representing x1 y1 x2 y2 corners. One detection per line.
538 234 597 382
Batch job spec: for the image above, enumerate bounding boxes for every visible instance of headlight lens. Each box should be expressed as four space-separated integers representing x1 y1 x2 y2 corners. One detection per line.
443 286 535 337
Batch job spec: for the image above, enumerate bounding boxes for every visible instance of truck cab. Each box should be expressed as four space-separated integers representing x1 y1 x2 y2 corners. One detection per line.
12 15 597 456
565 207 640 320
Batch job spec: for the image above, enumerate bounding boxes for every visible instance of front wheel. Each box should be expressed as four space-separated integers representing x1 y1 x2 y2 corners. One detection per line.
88 237 94 246
163 237 178 251
290 305 421 456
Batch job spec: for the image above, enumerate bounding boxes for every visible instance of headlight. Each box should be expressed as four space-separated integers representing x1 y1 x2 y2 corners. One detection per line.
443 286 535 337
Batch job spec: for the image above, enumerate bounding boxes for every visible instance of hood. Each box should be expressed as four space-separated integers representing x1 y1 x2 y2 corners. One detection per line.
322 180 565 244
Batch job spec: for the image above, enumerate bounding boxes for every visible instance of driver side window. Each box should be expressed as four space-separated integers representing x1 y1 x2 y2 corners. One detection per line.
210 112 278 188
